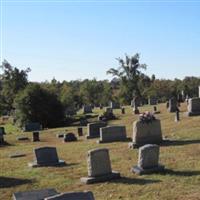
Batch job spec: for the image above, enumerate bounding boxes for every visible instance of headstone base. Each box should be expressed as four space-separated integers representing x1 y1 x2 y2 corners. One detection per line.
128 140 163 148
28 160 66 168
98 137 130 144
80 171 120 184
132 165 165 175
86 135 99 139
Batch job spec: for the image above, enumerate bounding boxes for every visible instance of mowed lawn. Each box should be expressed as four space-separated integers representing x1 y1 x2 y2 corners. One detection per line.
1 103 200 200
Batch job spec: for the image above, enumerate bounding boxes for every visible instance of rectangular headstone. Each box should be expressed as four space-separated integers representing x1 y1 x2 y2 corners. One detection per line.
24 122 41 132
35 147 59 165
187 98 200 116
99 125 127 143
86 122 107 139
131 119 162 147
148 97 157 105
168 98 177 112
87 148 112 177
13 188 58 200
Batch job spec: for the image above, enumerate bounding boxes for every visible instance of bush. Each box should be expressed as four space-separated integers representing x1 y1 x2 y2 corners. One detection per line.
14 84 65 128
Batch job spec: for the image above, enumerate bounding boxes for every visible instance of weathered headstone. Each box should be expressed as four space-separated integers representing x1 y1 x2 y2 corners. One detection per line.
186 97 200 116
44 191 95 200
148 97 157 105
98 125 127 143
132 144 165 175
105 107 113 115
77 127 83 136
199 86 200 98
63 133 77 142
13 188 58 200
175 110 180 122
168 98 177 112
0 127 5 135
0 131 5 145
32 131 40 142
86 122 107 139
129 119 163 148
24 122 41 132
109 101 120 109
83 105 92 114
28 147 65 167
81 148 120 184
121 107 125 114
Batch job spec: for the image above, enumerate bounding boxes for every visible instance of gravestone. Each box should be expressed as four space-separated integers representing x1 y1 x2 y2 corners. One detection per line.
175 110 180 122
13 188 58 200
83 105 92 114
28 147 65 167
0 127 5 135
32 131 40 142
44 191 95 200
24 122 41 132
199 86 200 98
168 98 177 112
86 122 107 139
132 144 165 175
63 133 77 142
129 119 163 148
186 97 200 116
98 125 127 143
81 148 120 184
148 97 157 105
121 107 125 114
109 101 120 109
105 107 113 115
0 131 5 145
77 127 83 136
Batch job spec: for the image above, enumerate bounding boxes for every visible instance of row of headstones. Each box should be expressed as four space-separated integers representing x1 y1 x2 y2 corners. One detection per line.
167 97 200 117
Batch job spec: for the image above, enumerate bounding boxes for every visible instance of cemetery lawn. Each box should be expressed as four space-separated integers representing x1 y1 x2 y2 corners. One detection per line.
1 103 200 200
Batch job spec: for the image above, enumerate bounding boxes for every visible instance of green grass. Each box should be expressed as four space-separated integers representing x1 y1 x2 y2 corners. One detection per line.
1 103 200 200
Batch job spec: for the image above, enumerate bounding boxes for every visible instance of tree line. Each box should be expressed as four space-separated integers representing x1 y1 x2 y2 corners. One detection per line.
0 54 199 128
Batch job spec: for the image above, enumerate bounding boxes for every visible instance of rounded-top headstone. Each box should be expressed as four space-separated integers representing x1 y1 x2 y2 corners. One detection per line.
63 133 77 142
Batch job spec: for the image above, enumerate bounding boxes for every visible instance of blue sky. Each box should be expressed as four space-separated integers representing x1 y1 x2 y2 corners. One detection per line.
1 0 200 82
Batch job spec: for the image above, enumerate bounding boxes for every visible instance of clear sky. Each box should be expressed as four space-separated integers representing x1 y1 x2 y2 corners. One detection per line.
1 0 200 82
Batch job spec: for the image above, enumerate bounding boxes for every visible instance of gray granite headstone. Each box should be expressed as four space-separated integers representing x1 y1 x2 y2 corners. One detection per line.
168 98 177 112
44 191 95 200
13 188 58 200
98 125 127 143
186 98 200 116
109 101 120 109
28 147 65 167
129 119 163 148
83 105 92 114
148 97 157 105
81 148 120 184
132 144 165 175
24 122 41 132
0 127 5 135
86 122 107 139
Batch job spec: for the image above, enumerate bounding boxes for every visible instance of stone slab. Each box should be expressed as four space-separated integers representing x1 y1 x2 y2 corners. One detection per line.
28 160 66 168
13 188 58 200
132 165 165 175
44 191 95 200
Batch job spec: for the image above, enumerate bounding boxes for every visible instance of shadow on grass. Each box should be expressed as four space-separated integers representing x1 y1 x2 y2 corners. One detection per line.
162 139 200 146
159 169 200 176
111 177 161 185
0 177 33 188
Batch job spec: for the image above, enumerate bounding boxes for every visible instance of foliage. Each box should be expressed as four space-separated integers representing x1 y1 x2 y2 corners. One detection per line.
14 84 65 128
107 53 147 103
0 60 30 112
